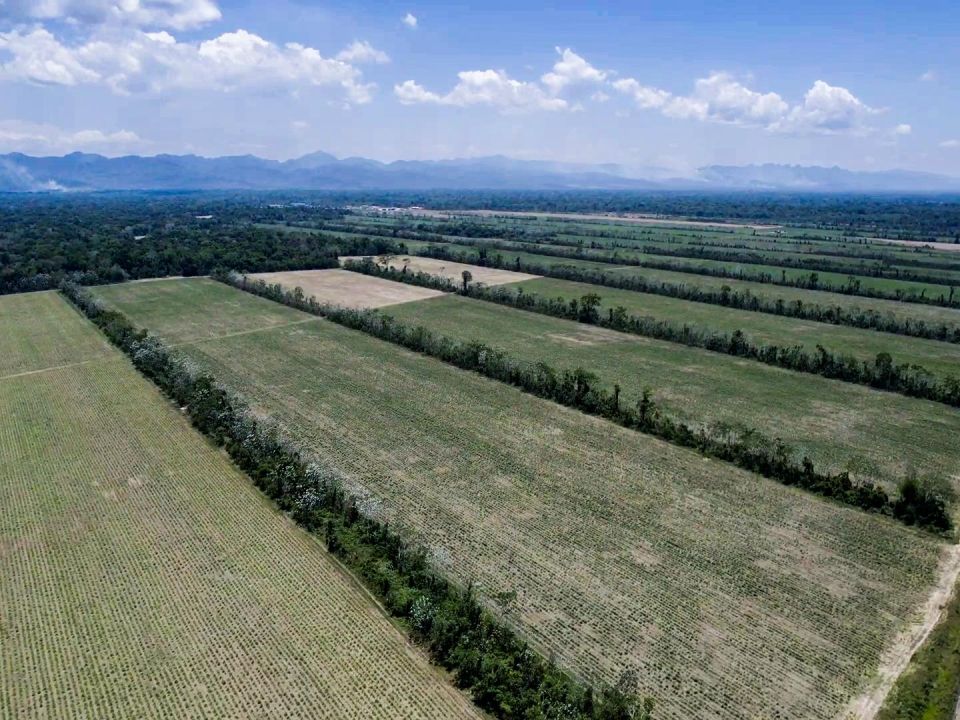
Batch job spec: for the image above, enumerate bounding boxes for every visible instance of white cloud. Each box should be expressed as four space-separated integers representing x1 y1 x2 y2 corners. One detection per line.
920 69 936 82
614 71 882 135
402 12 417 28
894 123 912 135
0 0 221 30
0 119 143 154
0 26 375 102
541 47 606 94
336 40 389 65
615 72 787 125
395 69 567 112
940 139 960 149
612 77 671 109
774 80 881 134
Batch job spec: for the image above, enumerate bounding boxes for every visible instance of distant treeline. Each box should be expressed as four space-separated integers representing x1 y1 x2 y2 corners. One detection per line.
223 267 954 535
0 212 393 294
59 280 654 720
405 244 960 343
350 254 960 411
254 191 960 238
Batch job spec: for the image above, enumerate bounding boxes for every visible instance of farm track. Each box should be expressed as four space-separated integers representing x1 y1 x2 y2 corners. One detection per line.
844 545 960 719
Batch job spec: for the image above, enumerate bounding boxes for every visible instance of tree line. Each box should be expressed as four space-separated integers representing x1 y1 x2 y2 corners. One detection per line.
414 236 960 307
59 279 654 720
0 196 392 295
348 254 960 412
221 267 954 535
416 244 960 343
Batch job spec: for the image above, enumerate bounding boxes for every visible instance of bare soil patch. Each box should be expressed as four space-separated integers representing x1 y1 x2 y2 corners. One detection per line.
443 209 781 231
252 269 446 309
342 255 540 286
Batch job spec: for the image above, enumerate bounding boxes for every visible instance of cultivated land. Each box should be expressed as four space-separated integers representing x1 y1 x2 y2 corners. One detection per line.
342 254 540 285
253 268 446 308
0 291 480 719
95 277 950 720
512 277 960 380
383 292 960 496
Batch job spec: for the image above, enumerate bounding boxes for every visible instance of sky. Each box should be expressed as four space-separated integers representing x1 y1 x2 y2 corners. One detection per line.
0 0 958 175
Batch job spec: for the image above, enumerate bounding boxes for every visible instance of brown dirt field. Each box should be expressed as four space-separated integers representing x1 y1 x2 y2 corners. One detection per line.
251 269 446 309
341 255 540 286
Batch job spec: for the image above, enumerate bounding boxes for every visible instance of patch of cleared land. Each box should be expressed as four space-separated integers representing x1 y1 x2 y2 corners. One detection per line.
0 291 479 720
252 268 447 309
385 293 960 497
407 208 782 231
96 277 949 720
342 254 540 286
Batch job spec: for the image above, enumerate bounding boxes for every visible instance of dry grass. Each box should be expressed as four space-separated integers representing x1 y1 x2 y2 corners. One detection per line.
253 268 447 309
342 254 540 286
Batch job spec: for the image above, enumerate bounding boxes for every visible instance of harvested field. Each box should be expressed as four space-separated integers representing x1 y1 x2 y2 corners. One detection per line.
252 268 446 309
96 277 949 720
342 254 540 286
0 291 479 719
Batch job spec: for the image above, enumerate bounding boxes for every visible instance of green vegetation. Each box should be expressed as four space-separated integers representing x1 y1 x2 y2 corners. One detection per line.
383 291 960 498
0 291 480 719
94 276 948 720
227 267 952 533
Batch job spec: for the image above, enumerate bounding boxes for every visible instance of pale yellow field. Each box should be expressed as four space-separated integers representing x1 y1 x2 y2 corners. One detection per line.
342 254 540 286
253 268 447 308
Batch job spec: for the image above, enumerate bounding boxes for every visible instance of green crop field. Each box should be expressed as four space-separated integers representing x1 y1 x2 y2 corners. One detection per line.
384 292 960 496
95 277 950 720
509 277 960 380
0 291 479 719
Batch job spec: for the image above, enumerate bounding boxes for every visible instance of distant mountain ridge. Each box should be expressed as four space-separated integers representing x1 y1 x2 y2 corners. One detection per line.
1 151 958 193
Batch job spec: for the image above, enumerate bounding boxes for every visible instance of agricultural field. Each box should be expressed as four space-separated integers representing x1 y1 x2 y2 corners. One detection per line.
253 268 446 308
0 291 479 719
383 291 960 497
341 254 540 286
95 277 953 720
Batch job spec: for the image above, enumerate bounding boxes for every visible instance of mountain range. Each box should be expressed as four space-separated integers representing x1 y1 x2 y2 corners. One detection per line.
2 151 959 193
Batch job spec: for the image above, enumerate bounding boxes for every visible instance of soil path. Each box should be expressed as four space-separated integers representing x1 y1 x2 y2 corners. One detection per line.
843 543 960 719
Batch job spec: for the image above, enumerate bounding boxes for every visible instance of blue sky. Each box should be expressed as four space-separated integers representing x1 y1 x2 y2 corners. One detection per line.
0 0 958 174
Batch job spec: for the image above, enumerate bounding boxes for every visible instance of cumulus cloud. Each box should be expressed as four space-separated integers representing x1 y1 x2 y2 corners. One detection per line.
402 12 417 28
894 123 912 135
0 26 375 102
772 80 881 134
941 139 960 149
614 71 882 135
395 70 567 112
920 69 936 82
0 0 221 30
336 40 389 65
0 119 143 154
541 47 606 94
